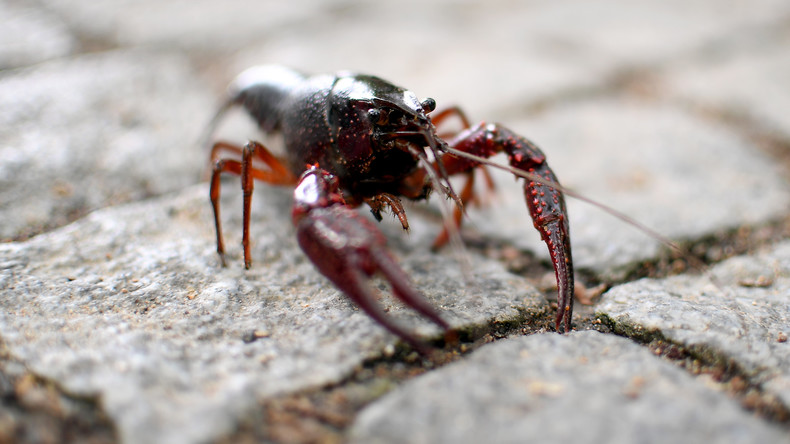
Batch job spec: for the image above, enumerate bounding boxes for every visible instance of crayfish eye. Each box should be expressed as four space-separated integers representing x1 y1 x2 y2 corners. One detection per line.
420 98 436 113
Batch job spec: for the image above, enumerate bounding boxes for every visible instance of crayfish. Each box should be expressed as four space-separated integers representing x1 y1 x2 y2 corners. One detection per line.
206 65 574 351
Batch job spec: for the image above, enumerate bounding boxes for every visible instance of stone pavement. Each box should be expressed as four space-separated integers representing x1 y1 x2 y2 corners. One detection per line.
1 0 789 443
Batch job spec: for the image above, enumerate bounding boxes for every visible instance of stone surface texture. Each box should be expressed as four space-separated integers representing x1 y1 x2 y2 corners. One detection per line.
598 241 790 407
350 332 789 444
0 185 545 444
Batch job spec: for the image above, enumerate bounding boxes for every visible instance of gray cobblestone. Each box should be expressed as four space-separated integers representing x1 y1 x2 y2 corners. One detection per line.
598 241 790 407
0 49 213 241
350 331 789 444
0 184 546 444
665 30 790 140
0 1 76 69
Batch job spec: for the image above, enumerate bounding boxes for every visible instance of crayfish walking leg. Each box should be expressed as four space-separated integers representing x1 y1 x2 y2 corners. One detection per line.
209 140 297 268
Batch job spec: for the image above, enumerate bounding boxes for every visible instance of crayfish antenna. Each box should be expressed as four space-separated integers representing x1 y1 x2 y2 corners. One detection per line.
200 99 236 152
199 99 237 182
410 141 475 287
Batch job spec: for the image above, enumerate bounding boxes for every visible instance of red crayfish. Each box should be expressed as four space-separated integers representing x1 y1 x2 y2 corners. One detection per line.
206 65 574 351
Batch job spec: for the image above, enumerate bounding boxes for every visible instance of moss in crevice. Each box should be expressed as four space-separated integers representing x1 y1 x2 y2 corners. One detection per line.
596 313 790 425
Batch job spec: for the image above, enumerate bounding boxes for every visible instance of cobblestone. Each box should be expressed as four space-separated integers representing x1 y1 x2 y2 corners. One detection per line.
598 241 790 409
0 184 546 444
0 49 213 241
350 332 789 444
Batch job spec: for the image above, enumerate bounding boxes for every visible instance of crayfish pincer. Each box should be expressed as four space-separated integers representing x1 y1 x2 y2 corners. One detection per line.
206 65 574 351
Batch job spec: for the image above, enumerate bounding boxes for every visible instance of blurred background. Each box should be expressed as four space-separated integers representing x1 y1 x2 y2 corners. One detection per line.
3 0 789 272
8 0 788 116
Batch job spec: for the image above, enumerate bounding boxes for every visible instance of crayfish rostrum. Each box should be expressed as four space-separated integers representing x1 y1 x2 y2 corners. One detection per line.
207 65 574 351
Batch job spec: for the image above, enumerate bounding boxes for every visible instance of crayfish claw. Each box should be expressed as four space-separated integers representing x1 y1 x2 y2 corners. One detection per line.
373 249 450 333
499 130 574 333
293 169 450 353
295 206 449 353
543 219 574 333
338 265 436 355
437 123 575 331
